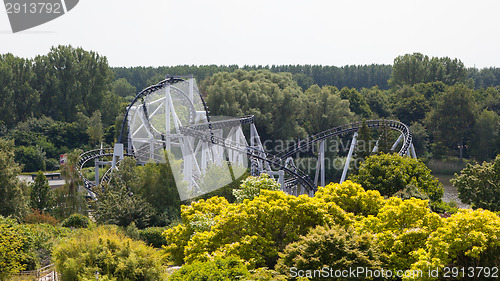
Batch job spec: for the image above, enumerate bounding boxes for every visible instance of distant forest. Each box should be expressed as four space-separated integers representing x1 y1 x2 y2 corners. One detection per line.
113 62 500 93
1 45 499 173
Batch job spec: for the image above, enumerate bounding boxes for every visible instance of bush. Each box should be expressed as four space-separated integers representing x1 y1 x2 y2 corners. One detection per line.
0 216 31 279
23 209 59 226
232 173 280 203
53 225 167 281
276 224 381 280
61 213 90 228
21 223 71 268
350 153 443 201
356 197 443 272
125 221 140 240
314 180 385 216
139 227 168 248
451 155 500 211
244 268 288 281
429 200 459 214
165 190 350 268
168 256 249 281
408 209 500 280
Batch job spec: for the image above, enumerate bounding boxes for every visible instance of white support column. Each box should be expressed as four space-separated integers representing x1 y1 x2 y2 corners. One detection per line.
372 139 379 153
181 138 193 184
112 143 124 169
95 158 99 186
340 132 358 183
391 134 404 151
320 140 325 187
410 143 417 158
188 78 194 102
314 156 320 187
165 86 171 150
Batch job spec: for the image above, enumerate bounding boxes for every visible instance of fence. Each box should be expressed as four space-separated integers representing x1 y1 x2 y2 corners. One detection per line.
12 264 58 281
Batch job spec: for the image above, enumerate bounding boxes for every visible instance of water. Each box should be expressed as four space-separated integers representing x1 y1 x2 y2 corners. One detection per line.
433 173 470 209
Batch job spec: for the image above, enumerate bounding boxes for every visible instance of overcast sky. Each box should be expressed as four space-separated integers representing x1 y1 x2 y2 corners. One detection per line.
1 0 499 68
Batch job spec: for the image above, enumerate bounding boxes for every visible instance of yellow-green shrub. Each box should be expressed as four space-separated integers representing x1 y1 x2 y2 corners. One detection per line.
165 190 351 269
407 209 500 280
276 224 382 280
0 216 30 280
54 225 167 281
315 180 385 216
163 196 230 265
168 256 249 281
357 197 442 272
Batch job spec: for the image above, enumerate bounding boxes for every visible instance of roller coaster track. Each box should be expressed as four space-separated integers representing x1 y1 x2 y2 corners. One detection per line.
180 118 314 190
276 119 412 159
76 148 134 193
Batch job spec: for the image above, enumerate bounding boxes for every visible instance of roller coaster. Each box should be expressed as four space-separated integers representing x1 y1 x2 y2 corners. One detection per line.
77 76 416 200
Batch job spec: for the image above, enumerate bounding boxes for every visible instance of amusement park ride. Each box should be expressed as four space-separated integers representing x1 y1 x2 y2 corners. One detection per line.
77 76 416 201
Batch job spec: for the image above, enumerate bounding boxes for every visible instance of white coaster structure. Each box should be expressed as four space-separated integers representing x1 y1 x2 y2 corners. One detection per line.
77 76 417 200
120 76 254 200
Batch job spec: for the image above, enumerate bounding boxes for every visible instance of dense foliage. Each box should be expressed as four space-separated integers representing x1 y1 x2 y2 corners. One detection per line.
93 155 182 228
53 225 167 281
350 153 444 201
164 176 500 280
232 173 281 203
0 216 29 280
0 138 28 219
168 256 249 281
61 213 90 228
276 224 382 280
451 155 500 211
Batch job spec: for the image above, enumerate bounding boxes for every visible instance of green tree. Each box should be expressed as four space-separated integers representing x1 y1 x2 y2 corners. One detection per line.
389 53 430 88
451 155 500 211
86 110 103 146
300 85 353 134
204 70 306 144
292 73 314 91
30 171 53 213
32 45 114 122
14 145 46 172
0 54 39 128
353 120 373 170
409 122 430 158
111 77 136 98
389 53 466 88
92 157 158 228
426 84 476 160
0 138 28 219
350 153 443 201
471 110 499 161
134 153 183 226
361 86 391 118
392 86 431 125
53 150 87 219
339 87 372 118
